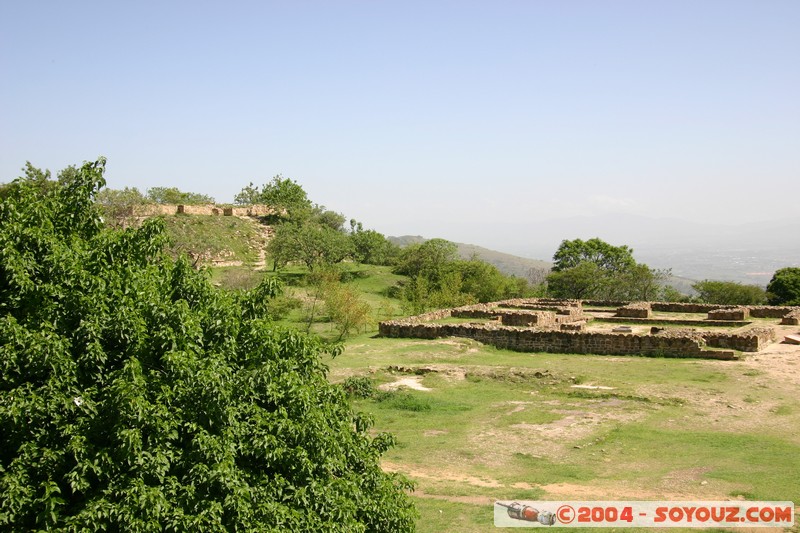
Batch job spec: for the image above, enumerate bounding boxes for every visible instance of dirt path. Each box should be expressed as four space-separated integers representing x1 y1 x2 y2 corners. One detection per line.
379 376 432 392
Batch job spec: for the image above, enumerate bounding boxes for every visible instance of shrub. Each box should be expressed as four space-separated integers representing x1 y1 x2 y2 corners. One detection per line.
342 376 376 399
0 159 416 531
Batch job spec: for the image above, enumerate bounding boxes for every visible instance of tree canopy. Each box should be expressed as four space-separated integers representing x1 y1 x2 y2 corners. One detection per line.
692 280 767 305
236 176 312 223
767 267 800 306
392 239 531 312
145 186 214 205
547 238 669 300
551 237 635 273
0 159 415 531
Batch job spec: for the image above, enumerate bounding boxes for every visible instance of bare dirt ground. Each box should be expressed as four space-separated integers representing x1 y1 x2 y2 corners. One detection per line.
378 376 432 392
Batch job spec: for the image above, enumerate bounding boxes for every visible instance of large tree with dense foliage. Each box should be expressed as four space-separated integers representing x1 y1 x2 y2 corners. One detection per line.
547 238 670 300
393 239 530 311
349 222 398 266
236 176 312 223
0 159 415 531
267 222 354 270
551 237 635 273
766 267 800 305
146 186 214 205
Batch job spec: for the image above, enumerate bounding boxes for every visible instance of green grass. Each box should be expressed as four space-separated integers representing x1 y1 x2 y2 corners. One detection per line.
161 214 267 264
327 322 800 532
209 265 266 290
192 258 800 532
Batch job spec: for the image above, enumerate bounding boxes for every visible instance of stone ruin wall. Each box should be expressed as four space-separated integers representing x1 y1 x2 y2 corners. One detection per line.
615 302 652 318
378 320 738 360
700 327 776 352
707 308 750 321
129 204 274 218
448 300 585 328
178 204 220 216
782 309 800 325
583 300 799 319
379 298 796 359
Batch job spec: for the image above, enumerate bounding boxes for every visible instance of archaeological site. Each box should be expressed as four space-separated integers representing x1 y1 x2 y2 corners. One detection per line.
379 299 800 360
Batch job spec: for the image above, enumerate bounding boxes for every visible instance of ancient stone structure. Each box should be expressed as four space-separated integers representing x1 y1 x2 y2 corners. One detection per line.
615 302 652 318
700 327 776 352
378 298 794 360
582 300 799 318
378 320 735 360
781 309 800 325
707 308 750 321
130 204 274 218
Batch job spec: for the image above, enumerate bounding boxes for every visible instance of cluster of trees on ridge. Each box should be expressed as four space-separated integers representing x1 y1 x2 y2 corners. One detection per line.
0 160 416 530
8 163 799 310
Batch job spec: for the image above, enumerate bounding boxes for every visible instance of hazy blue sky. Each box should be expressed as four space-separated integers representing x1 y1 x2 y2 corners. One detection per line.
2 1 798 255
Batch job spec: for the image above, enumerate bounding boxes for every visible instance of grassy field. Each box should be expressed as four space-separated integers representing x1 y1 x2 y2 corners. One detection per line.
160 214 269 264
328 335 800 531
204 258 800 531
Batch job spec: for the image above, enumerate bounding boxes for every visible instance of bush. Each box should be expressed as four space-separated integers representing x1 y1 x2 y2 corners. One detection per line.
375 391 432 412
342 376 376 399
767 267 800 305
0 159 416 531
692 280 767 305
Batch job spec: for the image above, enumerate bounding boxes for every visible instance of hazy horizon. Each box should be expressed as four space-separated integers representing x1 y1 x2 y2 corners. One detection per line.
3 1 798 261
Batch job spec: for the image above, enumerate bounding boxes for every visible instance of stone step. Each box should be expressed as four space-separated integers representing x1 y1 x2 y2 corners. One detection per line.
784 334 800 345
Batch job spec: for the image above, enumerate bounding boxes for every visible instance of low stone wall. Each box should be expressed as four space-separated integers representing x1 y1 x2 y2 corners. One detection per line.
749 306 800 319
224 205 275 217
378 321 738 359
701 327 776 352
594 317 751 328
708 308 750 321
616 302 652 318
501 311 556 327
130 204 180 216
381 299 795 359
650 302 723 313
782 310 800 325
586 300 799 318
177 204 220 215
129 203 274 217
452 308 557 327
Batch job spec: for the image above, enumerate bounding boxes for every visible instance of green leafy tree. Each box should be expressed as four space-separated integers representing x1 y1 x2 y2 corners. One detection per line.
393 238 458 281
322 281 372 340
233 181 261 205
546 262 606 299
349 221 398 266
552 237 636 273
453 258 527 302
547 238 671 300
146 186 214 205
605 264 671 301
0 159 416 531
766 267 800 305
267 222 353 270
95 186 147 227
1 162 57 200
238 176 312 222
313 208 347 231
692 280 767 305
